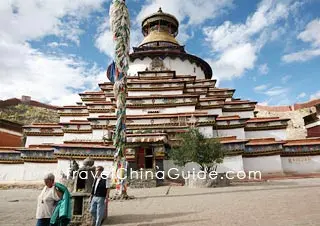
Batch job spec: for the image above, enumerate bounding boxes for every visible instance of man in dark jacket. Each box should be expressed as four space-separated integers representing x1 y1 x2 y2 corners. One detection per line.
89 166 110 226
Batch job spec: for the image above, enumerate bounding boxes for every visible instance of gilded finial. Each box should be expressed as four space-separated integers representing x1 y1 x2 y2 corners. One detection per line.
158 7 163 13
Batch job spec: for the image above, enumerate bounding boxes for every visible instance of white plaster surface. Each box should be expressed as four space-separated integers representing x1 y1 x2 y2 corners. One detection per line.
25 136 63 147
223 111 254 118
207 108 223 116
127 106 195 115
198 126 214 138
281 156 320 174
23 162 58 181
215 128 245 139
245 129 286 141
128 57 206 79
59 116 88 123
243 155 283 174
63 133 93 142
128 90 183 96
0 164 24 181
164 156 244 177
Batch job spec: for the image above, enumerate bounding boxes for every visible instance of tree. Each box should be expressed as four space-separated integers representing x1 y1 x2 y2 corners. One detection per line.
169 128 225 174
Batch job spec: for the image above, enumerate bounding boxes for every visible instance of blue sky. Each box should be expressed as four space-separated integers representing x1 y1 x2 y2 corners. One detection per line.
0 0 319 106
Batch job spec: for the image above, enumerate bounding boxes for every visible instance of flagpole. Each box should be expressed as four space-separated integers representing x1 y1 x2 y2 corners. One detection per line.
108 0 130 199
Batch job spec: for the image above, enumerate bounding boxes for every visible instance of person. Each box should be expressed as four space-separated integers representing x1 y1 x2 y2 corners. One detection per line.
50 182 72 226
36 173 62 226
90 166 110 226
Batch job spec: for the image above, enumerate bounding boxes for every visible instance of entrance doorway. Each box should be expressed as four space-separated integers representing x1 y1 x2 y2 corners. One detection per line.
145 147 153 169
136 147 154 170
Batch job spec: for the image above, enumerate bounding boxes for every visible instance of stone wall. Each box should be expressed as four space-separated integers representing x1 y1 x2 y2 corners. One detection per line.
255 108 314 139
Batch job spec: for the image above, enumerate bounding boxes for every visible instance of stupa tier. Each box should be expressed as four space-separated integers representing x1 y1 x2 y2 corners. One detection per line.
1 8 319 182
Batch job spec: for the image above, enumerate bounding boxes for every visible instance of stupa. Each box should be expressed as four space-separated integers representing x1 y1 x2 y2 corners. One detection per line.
1 8 320 182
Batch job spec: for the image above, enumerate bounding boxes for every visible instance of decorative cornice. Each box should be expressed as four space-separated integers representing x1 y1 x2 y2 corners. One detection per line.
242 150 282 157
59 113 89 116
224 150 244 156
281 150 320 157
54 153 114 160
88 109 115 113
22 157 57 163
197 105 224 110
223 107 255 112
0 159 24 164
62 130 92 134
24 132 64 136
245 125 287 131
216 124 245 130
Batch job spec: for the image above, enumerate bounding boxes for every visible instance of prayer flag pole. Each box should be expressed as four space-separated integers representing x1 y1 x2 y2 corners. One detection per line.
108 0 130 199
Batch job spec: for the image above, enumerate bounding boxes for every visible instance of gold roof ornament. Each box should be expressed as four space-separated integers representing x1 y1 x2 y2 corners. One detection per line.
139 30 179 46
139 7 180 47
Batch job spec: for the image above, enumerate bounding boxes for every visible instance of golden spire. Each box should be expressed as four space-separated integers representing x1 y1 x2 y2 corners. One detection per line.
139 8 180 47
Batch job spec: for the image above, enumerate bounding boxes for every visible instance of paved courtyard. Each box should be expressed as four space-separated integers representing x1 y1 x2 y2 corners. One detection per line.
1 178 320 226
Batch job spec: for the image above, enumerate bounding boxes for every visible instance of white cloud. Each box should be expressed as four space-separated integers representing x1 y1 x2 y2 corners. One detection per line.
0 0 105 44
254 84 269 92
207 43 257 80
282 48 320 63
281 75 292 83
258 63 269 75
298 19 320 47
136 0 234 27
310 91 320 100
203 0 300 82
48 42 69 48
282 18 320 63
297 92 306 99
265 86 288 97
0 0 107 105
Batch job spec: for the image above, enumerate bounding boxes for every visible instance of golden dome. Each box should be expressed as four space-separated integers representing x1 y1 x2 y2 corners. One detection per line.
139 30 180 47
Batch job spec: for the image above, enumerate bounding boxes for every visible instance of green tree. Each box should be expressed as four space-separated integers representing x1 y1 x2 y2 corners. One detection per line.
169 128 225 173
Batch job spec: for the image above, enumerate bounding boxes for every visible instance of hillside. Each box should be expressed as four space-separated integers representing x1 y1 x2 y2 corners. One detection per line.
0 104 59 125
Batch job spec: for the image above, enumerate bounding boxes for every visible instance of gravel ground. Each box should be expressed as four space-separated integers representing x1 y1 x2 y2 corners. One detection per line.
1 178 320 226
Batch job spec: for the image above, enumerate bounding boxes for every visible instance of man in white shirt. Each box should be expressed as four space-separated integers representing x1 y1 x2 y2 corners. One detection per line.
90 166 110 226
36 173 62 226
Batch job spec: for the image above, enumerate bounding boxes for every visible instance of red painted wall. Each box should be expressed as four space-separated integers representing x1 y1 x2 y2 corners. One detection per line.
307 126 320 138
0 131 23 147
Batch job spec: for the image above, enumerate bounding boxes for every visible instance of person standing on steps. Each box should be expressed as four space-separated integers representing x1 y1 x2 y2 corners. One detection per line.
89 166 110 226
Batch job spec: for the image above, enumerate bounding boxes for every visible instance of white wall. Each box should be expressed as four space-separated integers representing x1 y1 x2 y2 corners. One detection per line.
198 126 214 138
245 129 287 141
63 133 93 142
25 136 63 147
23 162 58 181
60 116 88 123
216 155 244 173
127 106 195 115
207 108 223 116
281 156 320 174
128 90 183 96
223 111 254 118
243 155 283 174
164 156 243 177
128 57 206 79
92 129 111 140
0 164 24 181
89 113 114 118
215 128 245 139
